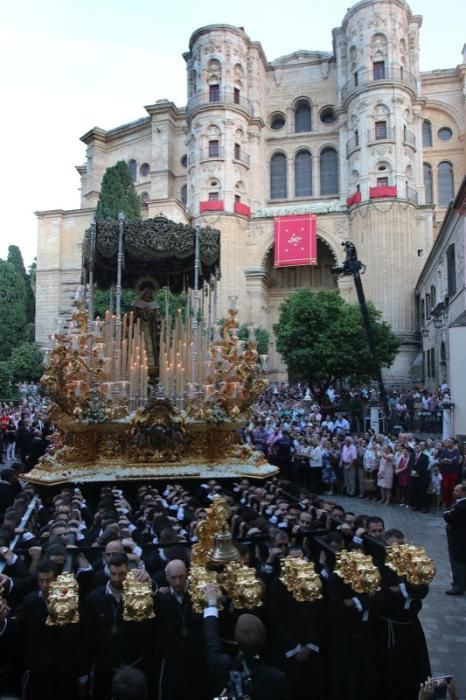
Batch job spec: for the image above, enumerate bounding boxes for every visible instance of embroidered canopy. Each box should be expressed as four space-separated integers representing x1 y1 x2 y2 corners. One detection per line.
82 217 221 292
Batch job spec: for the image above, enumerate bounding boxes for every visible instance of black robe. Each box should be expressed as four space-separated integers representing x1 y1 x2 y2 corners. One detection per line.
325 573 382 700
83 584 156 700
374 566 431 700
13 591 82 700
155 589 208 700
267 577 324 700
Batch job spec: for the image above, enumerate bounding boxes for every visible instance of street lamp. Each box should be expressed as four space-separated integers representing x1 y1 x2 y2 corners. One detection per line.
421 327 429 337
433 315 444 329
331 241 389 419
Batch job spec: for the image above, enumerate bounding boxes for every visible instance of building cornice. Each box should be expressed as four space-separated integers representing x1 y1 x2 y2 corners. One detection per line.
80 116 151 145
186 24 268 71
339 0 416 31
144 100 184 120
252 200 343 218
35 207 96 219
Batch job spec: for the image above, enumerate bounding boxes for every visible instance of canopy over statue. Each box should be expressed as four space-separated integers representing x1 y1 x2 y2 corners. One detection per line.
82 216 221 293
26 214 278 485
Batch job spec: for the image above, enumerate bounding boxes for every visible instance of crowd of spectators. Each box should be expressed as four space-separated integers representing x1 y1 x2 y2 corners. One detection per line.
0 388 52 469
244 385 464 512
0 473 456 700
0 382 463 700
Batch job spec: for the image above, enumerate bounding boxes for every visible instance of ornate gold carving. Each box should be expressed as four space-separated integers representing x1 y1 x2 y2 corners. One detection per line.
386 544 435 585
334 551 381 594
280 556 323 603
46 574 80 626
122 570 156 622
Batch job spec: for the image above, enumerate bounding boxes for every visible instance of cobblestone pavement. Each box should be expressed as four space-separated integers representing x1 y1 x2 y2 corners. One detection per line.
332 495 466 699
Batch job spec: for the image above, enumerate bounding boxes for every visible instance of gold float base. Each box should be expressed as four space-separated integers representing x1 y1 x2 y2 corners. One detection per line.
25 459 279 486
24 400 279 486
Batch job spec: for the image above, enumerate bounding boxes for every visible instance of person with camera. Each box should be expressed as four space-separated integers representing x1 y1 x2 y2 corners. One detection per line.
203 583 289 700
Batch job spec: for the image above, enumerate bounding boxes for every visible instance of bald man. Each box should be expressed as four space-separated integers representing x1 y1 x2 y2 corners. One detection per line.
156 560 207 700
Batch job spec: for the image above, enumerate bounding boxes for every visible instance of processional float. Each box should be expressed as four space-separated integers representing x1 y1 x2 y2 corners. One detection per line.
26 216 278 485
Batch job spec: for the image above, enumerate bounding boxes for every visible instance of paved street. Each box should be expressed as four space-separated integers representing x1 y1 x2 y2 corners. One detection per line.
333 495 466 698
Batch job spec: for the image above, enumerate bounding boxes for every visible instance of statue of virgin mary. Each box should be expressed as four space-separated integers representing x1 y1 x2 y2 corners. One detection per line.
132 278 161 377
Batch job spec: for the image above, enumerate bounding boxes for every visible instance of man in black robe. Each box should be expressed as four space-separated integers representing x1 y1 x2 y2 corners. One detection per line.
268 562 324 700
325 569 382 700
156 559 207 700
10 560 82 700
371 531 431 700
444 482 466 595
82 552 156 700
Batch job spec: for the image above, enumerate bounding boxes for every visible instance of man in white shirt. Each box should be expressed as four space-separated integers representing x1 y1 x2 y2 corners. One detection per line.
334 414 350 437
340 437 357 496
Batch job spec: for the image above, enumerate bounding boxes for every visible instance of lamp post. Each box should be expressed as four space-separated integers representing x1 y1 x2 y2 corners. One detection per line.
331 240 390 421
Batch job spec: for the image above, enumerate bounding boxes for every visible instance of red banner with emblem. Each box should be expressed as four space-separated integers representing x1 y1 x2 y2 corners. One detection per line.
274 214 317 267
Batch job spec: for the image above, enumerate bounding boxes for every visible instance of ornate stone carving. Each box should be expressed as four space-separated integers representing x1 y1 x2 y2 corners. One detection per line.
252 200 343 218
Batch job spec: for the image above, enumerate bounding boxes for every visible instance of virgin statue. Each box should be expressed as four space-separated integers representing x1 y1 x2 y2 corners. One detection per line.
132 278 161 377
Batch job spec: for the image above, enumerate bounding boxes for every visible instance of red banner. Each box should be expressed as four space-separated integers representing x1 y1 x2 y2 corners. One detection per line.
274 214 317 267
200 200 224 212
369 186 397 199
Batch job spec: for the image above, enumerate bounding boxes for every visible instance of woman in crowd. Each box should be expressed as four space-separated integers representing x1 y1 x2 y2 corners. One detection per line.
377 445 395 505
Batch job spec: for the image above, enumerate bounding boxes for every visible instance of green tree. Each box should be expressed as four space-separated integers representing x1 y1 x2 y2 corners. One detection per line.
238 324 270 355
0 260 27 361
273 289 399 390
95 160 141 221
93 288 137 318
0 362 15 400
157 290 188 319
8 245 35 324
9 342 44 382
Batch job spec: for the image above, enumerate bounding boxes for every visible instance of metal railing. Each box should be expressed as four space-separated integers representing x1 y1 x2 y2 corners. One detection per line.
201 146 224 161
187 90 254 116
346 135 360 157
403 130 416 148
233 151 250 167
405 186 418 204
368 126 396 144
341 66 417 101
389 409 443 434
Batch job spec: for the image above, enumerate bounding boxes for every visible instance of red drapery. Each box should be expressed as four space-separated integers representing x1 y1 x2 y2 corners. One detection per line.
234 201 251 217
346 191 362 207
200 200 224 212
369 186 397 199
274 214 317 267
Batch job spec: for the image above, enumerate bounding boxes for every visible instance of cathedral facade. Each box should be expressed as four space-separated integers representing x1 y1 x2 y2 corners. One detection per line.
35 0 466 382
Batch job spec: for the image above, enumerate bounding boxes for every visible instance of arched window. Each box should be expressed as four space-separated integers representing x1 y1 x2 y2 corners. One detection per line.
270 153 287 199
422 120 432 147
294 100 311 133
128 159 137 183
140 191 149 206
294 150 312 197
320 148 338 195
438 162 454 206
140 162 150 178
423 163 433 204
181 184 188 206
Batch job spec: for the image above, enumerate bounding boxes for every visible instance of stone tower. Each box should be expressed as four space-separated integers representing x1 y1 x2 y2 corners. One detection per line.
183 25 267 312
334 0 428 380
